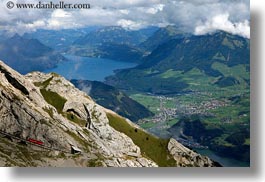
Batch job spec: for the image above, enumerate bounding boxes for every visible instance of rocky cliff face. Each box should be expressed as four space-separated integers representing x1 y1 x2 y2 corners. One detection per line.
0 60 218 167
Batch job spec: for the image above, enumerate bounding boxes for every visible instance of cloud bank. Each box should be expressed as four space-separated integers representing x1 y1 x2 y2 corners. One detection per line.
0 0 250 38
195 13 250 38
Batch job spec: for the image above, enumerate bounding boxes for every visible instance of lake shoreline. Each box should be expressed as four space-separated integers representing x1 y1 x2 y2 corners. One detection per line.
195 149 250 167
44 55 138 81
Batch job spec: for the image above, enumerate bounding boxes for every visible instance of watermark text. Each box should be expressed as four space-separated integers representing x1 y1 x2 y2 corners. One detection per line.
6 1 91 10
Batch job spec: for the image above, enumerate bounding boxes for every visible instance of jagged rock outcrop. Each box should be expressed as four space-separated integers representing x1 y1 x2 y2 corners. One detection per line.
0 60 156 167
0 60 218 167
168 138 219 167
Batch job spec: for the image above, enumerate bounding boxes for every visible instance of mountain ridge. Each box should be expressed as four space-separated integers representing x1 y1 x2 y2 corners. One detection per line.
0 34 67 74
67 26 158 62
106 31 250 94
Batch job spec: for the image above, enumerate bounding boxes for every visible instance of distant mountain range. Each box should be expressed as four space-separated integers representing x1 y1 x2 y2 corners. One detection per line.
0 34 67 74
106 31 250 94
140 25 190 52
73 26 158 46
67 42 145 63
23 27 100 51
67 26 158 62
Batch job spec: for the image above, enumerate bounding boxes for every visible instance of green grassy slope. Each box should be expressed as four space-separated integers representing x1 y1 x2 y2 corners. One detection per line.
107 113 176 167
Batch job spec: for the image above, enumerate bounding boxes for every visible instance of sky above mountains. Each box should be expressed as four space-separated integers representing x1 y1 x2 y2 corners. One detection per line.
0 0 250 38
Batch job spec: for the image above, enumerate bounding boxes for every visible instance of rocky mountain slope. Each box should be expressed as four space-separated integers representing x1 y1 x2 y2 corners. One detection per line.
0 60 218 167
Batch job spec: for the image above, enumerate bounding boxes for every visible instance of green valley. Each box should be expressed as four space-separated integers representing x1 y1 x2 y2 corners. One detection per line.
106 30 250 164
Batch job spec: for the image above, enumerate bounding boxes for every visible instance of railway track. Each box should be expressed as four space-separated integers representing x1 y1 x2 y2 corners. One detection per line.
0 130 71 154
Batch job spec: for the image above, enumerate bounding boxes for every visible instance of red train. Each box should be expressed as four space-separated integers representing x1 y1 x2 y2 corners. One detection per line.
27 138 44 146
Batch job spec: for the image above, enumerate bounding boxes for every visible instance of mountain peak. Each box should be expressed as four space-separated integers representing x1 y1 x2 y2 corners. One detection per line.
7 33 25 43
140 25 190 51
11 33 22 38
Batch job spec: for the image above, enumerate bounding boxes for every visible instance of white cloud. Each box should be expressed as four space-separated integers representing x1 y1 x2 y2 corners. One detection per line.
0 0 250 38
145 4 164 14
117 19 145 30
87 0 163 9
119 9 129 15
46 10 76 29
194 13 250 38
51 9 72 18
79 83 92 95
21 20 45 30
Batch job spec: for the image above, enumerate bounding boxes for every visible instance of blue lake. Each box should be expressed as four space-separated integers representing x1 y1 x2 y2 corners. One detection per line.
44 55 137 81
195 149 249 167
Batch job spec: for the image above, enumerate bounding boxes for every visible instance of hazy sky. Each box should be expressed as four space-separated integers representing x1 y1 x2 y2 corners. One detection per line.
0 0 250 38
